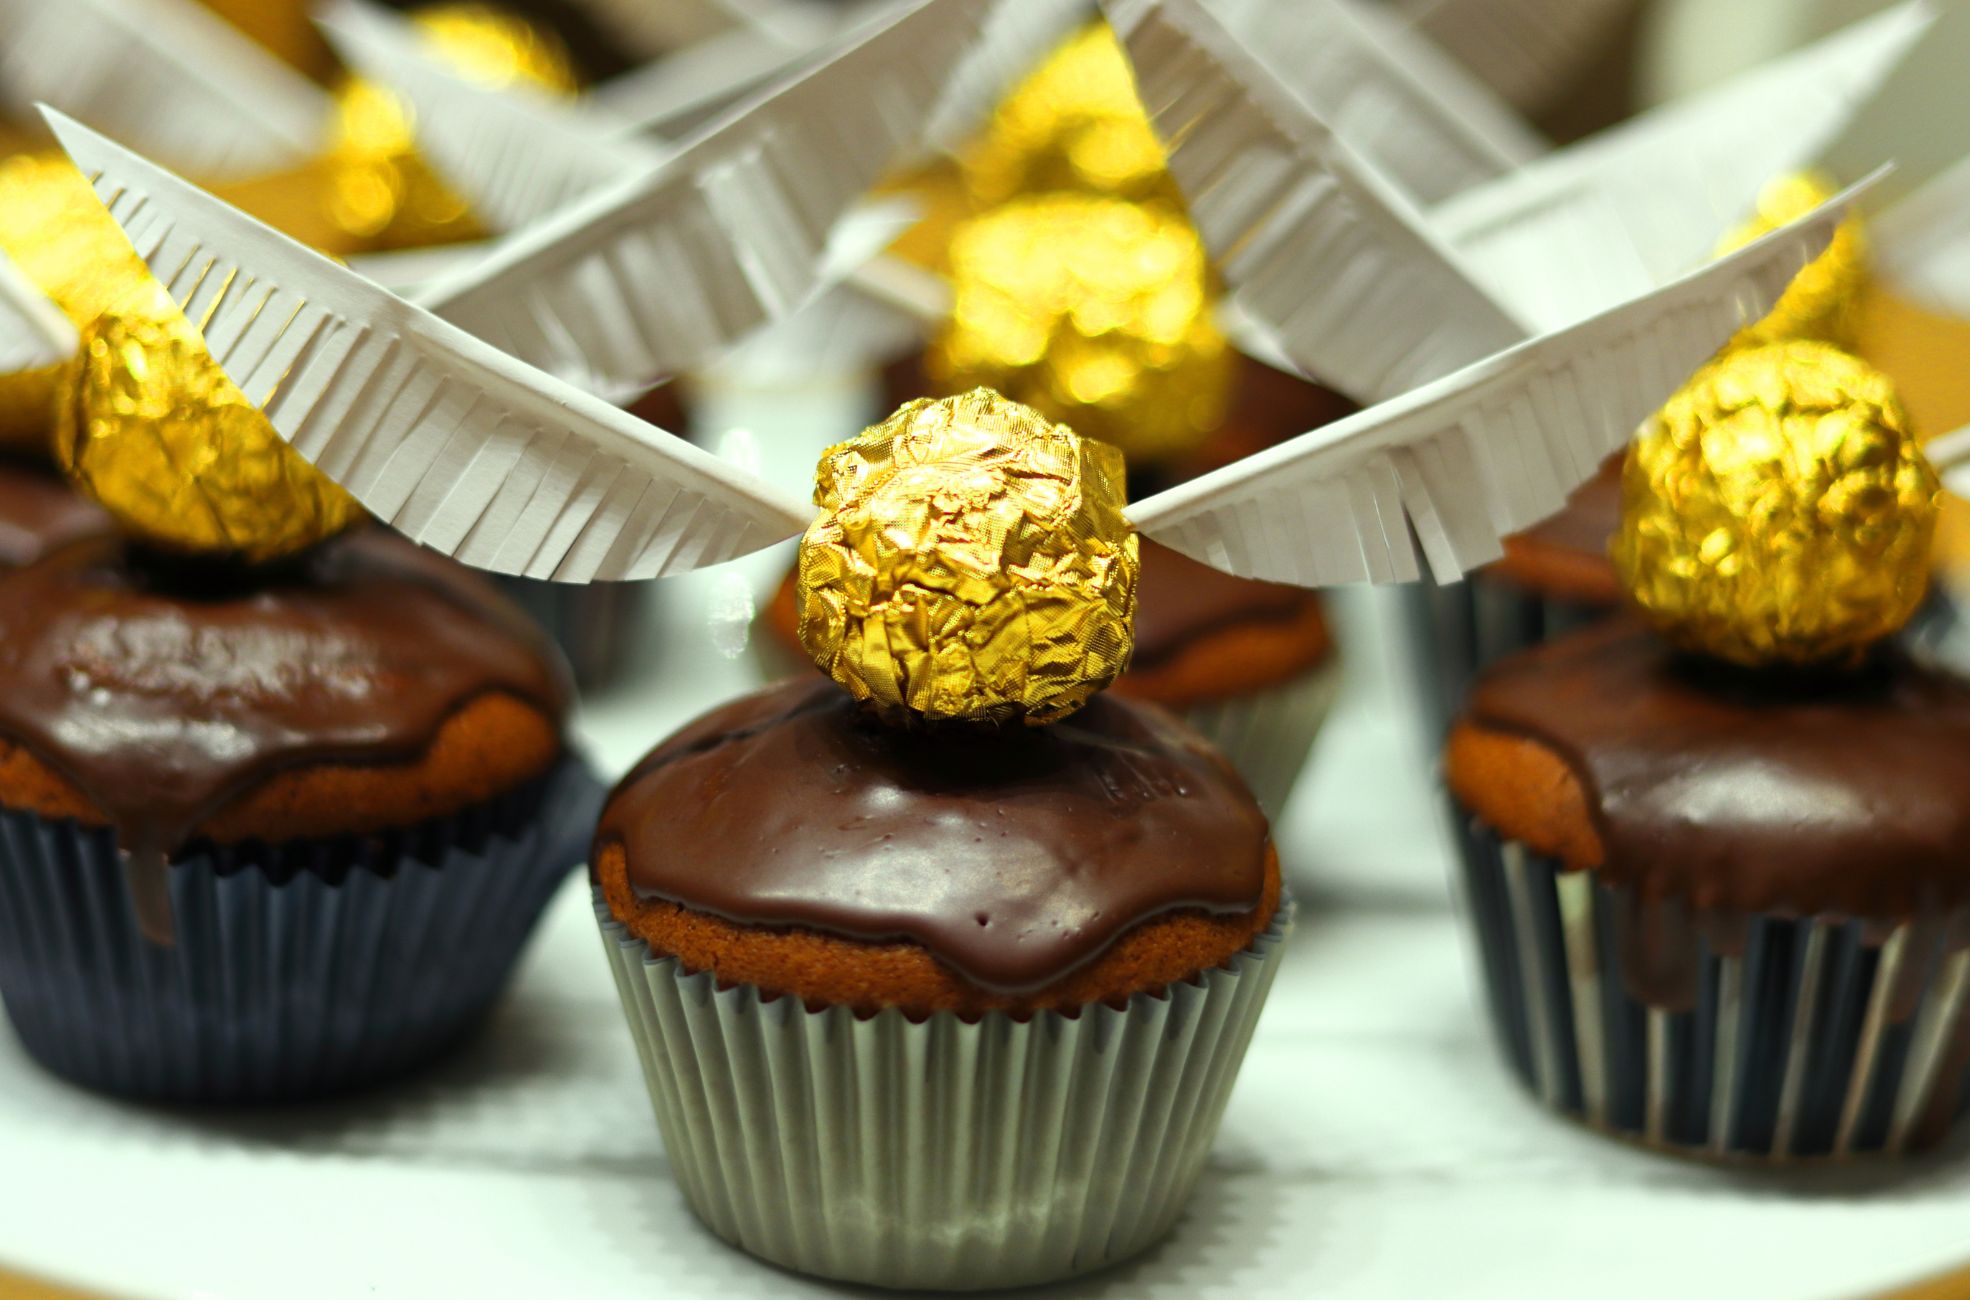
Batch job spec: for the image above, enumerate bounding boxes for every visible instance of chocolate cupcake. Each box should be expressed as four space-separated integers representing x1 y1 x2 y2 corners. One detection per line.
0 453 105 570
0 306 599 1103
1440 343 1966 1159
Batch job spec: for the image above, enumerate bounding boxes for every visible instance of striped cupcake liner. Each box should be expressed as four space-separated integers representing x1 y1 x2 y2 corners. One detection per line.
1174 659 1342 815
595 889 1291 1291
1447 814 1970 1160
493 574 650 692
0 756 603 1104
1404 578 1610 742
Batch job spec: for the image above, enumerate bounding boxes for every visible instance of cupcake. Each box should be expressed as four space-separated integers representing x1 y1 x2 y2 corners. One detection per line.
599 391 1289 1288
0 452 106 569
0 306 599 1103
1441 342 1970 1159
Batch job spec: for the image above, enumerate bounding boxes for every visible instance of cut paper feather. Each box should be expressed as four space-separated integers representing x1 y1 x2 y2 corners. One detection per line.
921 0 1092 158
0 249 74 374
47 110 1863 593
1207 0 1545 205
0 0 326 179
1387 0 1639 112
358 0 993 394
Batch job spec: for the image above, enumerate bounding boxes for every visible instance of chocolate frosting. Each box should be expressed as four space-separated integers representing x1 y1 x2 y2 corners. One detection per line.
1130 539 1323 668
0 527 571 939
1509 455 1623 559
1466 619 1970 923
599 676 1271 994
0 457 108 569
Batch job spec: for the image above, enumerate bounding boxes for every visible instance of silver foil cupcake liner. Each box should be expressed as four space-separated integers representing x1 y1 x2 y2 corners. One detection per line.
1404 577 1610 741
0 755 604 1104
1174 660 1342 814
1447 813 1970 1160
493 574 650 692
595 888 1291 1290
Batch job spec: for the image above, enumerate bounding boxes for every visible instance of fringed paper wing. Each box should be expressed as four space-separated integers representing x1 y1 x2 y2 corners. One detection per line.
0 250 74 373
560 0 825 57
1126 179 1871 586
49 112 812 582
1207 0 1544 205
414 0 993 394
589 24 817 139
0 0 326 179
1102 0 1527 407
320 1 666 234
1814 0 1970 209
923 0 1093 158
1389 0 1639 112
1433 2 1930 333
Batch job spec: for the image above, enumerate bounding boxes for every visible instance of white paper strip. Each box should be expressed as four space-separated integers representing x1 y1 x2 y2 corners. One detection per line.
922 0 1093 158
49 111 813 582
1813 0 1970 210
1389 0 1640 112
320 1 666 235
0 249 74 374
1872 154 1970 317
1924 424 1970 500
411 0 994 394
345 243 488 296
1432 2 1929 334
1127 178 1871 587
1206 0 1545 205
562 0 831 56
1103 0 1527 405
589 24 818 139
0 0 327 179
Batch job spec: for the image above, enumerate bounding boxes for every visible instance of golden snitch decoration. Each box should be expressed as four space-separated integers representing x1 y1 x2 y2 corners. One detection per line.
1715 172 1868 351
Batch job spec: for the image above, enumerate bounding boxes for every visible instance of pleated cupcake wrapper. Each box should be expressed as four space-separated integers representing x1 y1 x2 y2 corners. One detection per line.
1174 660 1342 815
1447 815 1970 1160
1404 576 1612 742
0 756 603 1104
492 573 649 693
595 889 1292 1291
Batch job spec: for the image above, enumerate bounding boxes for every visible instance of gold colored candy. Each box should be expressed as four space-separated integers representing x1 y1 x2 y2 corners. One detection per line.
57 307 362 563
1613 341 1936 666
961 24 1176 209
797 389 1139 726
0 153 160 330
326 4 578 249
930 195 1230 466
1716 172 1867 349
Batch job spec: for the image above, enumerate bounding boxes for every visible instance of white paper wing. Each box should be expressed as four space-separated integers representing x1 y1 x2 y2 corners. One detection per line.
320 2 667 236
1102 0 1526 406
49 112 812 582
1433 1 1930 334
1813 0 1970 210
923 0 1092 157
0 250 74 373
0 0 326 179
1872 154 1970 317
1205 0 1545 205
1388 0 1639 112
589 24 817 139
415 0 993 395
1126 179 1870 586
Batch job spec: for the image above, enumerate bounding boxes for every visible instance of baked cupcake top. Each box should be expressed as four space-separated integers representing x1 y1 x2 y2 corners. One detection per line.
0 454 106 568
596 675 1276 1012
0 526 571 862
1448 618 1970 919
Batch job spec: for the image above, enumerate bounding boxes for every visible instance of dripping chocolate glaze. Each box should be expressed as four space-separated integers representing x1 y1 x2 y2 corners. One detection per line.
598 676 1271 994
1465 619 1970 925
0 527 572 940
0 456 109 568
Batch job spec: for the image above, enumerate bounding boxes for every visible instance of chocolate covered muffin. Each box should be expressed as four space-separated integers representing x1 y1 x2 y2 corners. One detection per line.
0 453 105 569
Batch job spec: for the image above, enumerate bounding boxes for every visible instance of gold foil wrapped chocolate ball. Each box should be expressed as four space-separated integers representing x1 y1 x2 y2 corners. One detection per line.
1716 172 1867 350
327 4 578 249
797 389 1139 726
1613 341 1936 667
0 153 160 330
57 308 363 563
962 24 1177 209
930 194 1231 466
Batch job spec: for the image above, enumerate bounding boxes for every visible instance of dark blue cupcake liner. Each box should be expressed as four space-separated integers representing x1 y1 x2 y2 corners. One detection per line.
493 574 650 692
0 755 604 1104
1446 810 1970 1160
1404 578 1610 742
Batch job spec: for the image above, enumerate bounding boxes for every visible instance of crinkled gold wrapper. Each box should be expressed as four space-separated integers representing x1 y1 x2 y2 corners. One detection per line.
326 4 577 249
1716 172 1867 350
57 307 363 562
1613 341 1936 666
929 195 1230 467
961 24 1178 209
797 389 1139 726
0 153 159 329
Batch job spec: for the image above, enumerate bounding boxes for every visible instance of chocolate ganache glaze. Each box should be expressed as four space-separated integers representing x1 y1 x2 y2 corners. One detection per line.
598 676 1271 994
1130 539 1323 669
0 456 108 568
1466 619 1970 921
0 527 571 939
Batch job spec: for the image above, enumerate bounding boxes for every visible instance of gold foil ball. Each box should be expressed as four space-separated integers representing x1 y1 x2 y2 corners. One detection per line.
930 195 1231 467
1613 341 1936 666
327 4 578 249
796 389 1139 726
1716 172 1867 350
962 24 1177 209
0 153 159 329
57 307 363 563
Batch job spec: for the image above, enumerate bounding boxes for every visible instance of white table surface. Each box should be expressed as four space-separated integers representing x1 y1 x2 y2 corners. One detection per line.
5 381 1970 1298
